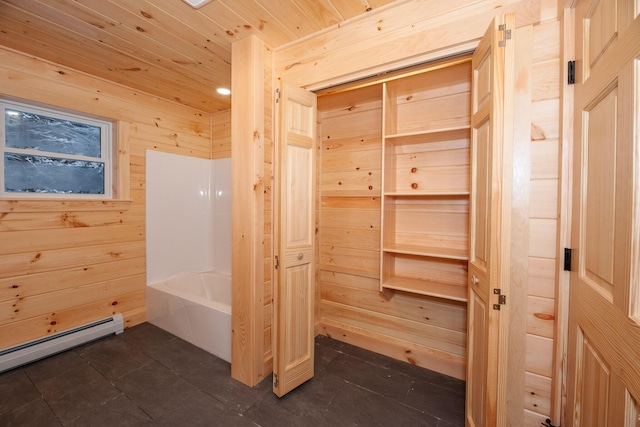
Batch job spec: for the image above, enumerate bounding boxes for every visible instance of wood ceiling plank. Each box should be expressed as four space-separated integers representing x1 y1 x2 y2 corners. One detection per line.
70 0 230 83
0 8 145 73
194 0 261 44
0 0 403 111
289 0 343 29
367 0 398 8
115 0 231 63
2 0 229 88
0 46 221 122
327 0 371 19
216 0 296 47
0 20 225 112
248 0 323 39
138 0 234 57
4 0 118 38
106 0 232 87
329 0 397 19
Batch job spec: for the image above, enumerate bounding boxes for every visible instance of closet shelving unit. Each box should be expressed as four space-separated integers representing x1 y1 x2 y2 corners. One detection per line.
380 59 472 302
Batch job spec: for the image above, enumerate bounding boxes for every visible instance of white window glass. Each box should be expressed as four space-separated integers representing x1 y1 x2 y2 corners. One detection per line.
1 99 112 198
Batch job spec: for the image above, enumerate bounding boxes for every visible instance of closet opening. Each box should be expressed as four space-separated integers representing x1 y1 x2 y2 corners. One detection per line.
315 53 473 381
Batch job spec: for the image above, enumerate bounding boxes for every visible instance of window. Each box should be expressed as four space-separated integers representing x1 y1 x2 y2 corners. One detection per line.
0 98 113 198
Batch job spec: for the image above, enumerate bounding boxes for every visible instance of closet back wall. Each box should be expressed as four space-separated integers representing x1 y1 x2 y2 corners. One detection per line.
0 46 229 349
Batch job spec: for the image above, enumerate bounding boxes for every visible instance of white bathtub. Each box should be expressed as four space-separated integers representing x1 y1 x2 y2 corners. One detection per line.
146 271 231 362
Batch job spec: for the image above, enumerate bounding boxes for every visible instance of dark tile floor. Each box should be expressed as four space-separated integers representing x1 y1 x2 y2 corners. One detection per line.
0 322 465 426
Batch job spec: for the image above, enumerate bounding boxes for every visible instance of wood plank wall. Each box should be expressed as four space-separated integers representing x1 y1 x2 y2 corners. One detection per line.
524 16 561 427
212 110 231 160
275 1 561 425
0 46 226 349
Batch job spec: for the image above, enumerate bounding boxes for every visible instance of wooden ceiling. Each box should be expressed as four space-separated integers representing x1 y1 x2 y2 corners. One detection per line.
0 0 397 113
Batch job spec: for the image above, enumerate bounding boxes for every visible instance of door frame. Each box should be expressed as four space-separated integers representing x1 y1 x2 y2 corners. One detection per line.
552 4 576 424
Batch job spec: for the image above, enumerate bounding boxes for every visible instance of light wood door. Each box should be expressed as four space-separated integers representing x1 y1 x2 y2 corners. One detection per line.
566 1 640 425
272 82 317 397
467 14 515 427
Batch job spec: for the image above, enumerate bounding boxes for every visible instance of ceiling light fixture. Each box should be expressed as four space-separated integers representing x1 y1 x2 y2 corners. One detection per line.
216 87 231 96
182 0 213 9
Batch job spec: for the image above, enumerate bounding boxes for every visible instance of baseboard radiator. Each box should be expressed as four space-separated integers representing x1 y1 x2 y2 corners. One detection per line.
0 313 124 374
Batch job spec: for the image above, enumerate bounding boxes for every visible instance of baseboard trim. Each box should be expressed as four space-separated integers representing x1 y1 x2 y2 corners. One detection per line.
319 319 466 380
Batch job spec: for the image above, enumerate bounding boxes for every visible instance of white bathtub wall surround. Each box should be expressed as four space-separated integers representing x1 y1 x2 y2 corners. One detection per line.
145 150 231 283
147 271 231 362
146 150 211 283
145 150 232 362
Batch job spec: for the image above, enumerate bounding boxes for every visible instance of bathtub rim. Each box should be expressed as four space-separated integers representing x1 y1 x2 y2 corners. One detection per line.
146 270 231 316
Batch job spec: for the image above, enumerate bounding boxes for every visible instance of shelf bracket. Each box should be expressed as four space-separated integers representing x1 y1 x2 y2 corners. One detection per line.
381 287 395 301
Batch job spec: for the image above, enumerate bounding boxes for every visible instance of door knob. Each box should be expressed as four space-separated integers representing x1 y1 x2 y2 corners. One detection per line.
297 253 304 260
470 275 479 285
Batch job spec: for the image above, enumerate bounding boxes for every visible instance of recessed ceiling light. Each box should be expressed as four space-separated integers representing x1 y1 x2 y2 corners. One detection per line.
216 87 231 96
182 0 213 9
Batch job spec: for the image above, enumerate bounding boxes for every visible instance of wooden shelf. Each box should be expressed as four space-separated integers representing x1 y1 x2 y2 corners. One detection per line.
384 191 470 197
384 126 471 141
383 244 468 261
382 276 468 302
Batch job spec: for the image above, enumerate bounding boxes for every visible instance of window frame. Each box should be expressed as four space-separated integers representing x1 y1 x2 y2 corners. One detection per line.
0 98 114 199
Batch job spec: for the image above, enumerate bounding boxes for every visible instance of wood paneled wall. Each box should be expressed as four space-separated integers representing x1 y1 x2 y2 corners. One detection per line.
523 17 562 426
275 1 562 425
0 46 225 349
212 110 232 159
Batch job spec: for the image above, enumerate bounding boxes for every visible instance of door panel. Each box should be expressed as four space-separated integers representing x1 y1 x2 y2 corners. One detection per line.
273 82 317 398
584 0 617 72
466 13 515 427
575 329 611 426
468 292 488 424
472 118 490 269
567 0 640 425
286 144 314 246
582 83 617 300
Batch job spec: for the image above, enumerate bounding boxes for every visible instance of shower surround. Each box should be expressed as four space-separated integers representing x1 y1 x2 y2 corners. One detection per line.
145 150 231 361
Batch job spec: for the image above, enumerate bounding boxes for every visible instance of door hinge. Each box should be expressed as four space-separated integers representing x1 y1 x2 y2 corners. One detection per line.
568 60 576 85
564 248 572 272
274 255 279 270
493 288 506 310
275 88 281 103
273 373 279 388
498 24 512 47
